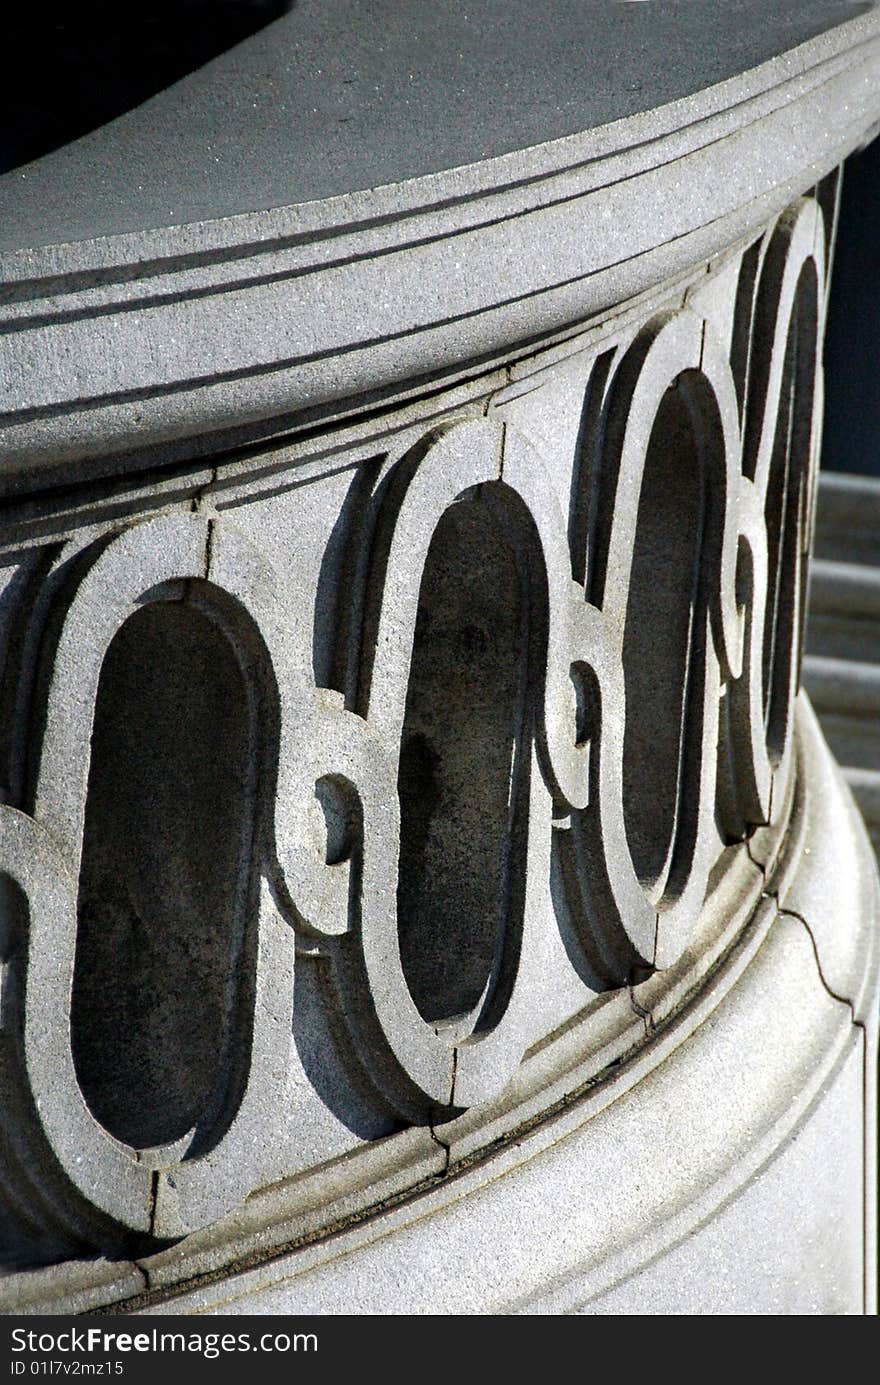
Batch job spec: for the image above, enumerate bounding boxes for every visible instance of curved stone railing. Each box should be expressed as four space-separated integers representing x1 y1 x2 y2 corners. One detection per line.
1 1 879 1314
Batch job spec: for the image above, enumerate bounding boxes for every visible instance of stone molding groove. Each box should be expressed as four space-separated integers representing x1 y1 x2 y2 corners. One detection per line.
2 5 880 491
0 3 879 1314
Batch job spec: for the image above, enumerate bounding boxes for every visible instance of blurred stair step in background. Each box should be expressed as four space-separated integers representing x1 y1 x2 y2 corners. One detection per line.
806 469 880 853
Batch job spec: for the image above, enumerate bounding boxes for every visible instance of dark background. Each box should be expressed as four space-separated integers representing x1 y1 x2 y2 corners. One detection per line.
0 1 293 175
822 134 880 476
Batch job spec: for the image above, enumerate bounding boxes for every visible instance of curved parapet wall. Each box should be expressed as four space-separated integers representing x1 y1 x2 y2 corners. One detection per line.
0 1 878 1314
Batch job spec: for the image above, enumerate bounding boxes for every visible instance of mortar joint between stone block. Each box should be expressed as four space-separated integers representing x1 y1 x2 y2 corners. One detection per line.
189 464 219 518
744 834 768 879
448 1045 459 1110
429 1125 451 1173
147 1170 159 1240
629 989 653 1036
203 516 216 579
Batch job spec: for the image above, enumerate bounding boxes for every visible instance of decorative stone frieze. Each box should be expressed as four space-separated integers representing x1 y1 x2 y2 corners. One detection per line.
0 0 878 1314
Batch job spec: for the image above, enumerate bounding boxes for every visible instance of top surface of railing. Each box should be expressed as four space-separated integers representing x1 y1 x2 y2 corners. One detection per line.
0 0 873 256
2 0 880 492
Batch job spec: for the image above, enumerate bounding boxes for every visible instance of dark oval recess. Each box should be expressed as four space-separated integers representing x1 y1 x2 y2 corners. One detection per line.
622 380 706 900
762 261 818 763
396 489 529 1027
72 599 253 1150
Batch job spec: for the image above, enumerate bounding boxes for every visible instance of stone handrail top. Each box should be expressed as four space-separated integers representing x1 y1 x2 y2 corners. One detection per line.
0 0 876 266
3 3 880 492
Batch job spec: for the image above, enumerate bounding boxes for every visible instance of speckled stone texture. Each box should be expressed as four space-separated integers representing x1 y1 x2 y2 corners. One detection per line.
0 1 878 1316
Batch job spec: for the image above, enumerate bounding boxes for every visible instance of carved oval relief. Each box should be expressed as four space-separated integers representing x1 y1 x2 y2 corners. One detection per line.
1 513 296 1240
723 197 825 834
578 313 740 967
326 421 558 1112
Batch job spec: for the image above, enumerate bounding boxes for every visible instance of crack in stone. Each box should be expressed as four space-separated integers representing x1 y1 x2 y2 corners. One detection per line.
203 516 216 580
777 903 860 1020
147 1171 159 1241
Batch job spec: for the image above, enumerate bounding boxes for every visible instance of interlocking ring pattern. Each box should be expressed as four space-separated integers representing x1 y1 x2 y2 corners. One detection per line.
0 198 826 1243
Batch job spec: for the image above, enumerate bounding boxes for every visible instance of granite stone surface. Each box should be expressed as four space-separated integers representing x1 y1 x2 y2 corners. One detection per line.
0 0 871 251
0 0 877 1316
